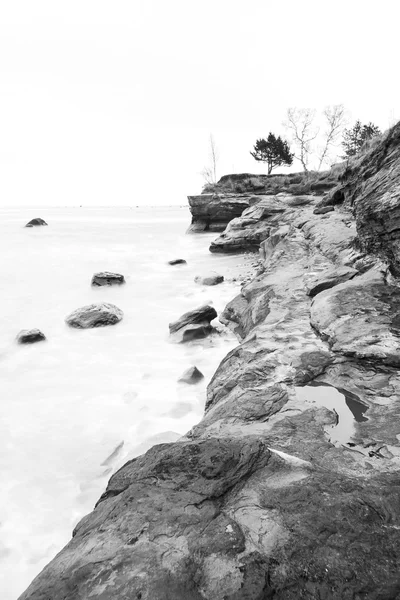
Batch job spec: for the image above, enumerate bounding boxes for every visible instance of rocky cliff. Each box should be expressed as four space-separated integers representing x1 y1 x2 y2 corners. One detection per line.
20 124 400 600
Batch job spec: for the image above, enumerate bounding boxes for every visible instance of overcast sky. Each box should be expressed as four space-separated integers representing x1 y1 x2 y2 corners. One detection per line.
0 0 398 207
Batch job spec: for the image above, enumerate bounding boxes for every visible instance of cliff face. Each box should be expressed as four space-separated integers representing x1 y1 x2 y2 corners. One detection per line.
20 124 400 600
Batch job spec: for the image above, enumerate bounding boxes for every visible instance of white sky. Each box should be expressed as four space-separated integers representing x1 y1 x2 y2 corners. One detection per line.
0 0 398 206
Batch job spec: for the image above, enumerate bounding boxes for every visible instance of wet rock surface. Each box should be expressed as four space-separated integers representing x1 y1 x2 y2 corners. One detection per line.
91 271 125 286
25 218 47 227
65 302 124 328
20 128 400 600
16 329 46 344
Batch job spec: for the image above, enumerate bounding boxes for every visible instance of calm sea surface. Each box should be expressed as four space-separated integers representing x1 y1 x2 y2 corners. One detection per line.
0 206 253 599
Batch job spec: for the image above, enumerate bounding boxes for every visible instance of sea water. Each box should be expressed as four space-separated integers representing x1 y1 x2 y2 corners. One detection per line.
0 206 254 599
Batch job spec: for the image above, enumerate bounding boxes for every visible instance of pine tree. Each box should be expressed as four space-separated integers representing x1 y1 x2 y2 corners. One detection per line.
342 120 381 157
250 133 294 174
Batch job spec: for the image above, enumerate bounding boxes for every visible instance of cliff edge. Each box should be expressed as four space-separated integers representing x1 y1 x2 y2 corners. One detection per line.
20 124 400 600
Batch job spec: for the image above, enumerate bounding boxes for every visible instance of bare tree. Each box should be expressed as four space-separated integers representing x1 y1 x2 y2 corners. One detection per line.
316 104 347 170
285 108 318 172
201 134 219 185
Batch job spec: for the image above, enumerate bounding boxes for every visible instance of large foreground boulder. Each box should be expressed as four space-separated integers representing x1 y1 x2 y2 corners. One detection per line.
65 303 123 328
25 218 47 227
169 305 217 342
16 329 46 344
91 272 125 286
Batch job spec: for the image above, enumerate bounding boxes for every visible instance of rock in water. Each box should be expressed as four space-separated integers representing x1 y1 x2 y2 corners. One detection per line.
169 305 217 343
91 272 125 286
168 259 187 265
194 273 224 286
16 329 46 344
65 303 123 328
25 218 48 227
178 366 204 384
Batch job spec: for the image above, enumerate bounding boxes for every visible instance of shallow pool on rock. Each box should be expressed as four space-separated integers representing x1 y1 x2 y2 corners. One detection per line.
295 383 368 445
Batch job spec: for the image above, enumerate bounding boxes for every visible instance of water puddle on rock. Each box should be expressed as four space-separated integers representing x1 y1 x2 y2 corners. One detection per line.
295 383 368 446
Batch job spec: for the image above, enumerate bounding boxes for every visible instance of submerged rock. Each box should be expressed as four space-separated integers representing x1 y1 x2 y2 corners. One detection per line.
16 329 46 344
65 303 123 328
91 272 125 286
169 305 217 343
194 273 224 286
25 218 48 227
178 366 204 384
168 259 187 265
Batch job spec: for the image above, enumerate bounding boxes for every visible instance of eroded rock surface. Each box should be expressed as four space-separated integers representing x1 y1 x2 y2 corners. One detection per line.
65 303 124 328
187 194 249 232
20 126 400 600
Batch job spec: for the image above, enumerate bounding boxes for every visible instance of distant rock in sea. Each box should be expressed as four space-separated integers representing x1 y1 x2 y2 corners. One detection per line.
169 305 217 343
91 272 125 286
168 259 187 265
178 366 204 384
25 218 48 227
65 303 123 328
16 329 46 344
194 273 224 286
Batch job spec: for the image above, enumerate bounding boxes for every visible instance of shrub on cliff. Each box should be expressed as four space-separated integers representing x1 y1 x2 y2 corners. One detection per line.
250 133 294 174
342 120 381 157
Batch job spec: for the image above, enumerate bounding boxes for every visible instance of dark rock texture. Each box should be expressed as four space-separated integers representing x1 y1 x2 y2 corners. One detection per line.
65 303 123 328
169 305 217 343
16 329 46 344
91 272 125 286
178 366 205 384
25 218 48 227
194 273 224 286
20 124 400 600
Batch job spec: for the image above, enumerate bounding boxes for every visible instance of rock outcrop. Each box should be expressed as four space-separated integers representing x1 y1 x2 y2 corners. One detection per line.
187 194 250 232
16 329 46 344
169 305 217 343
20 124 400 600
25 218 48 227
91 272 125 286
65 303 124 328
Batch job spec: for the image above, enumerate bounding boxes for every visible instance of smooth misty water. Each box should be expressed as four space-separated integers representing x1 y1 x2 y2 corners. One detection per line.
0 207 254 599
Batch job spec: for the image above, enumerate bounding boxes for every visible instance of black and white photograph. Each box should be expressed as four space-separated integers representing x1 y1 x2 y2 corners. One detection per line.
1 1 400 598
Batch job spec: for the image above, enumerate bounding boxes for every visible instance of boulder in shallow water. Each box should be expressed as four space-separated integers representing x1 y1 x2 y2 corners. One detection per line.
169 305 217 343
65 303 123 329
91 272 125 286
25 218 48 227
168 259 187 265
16 329 46 344
194 273 224 286
178 366 204 384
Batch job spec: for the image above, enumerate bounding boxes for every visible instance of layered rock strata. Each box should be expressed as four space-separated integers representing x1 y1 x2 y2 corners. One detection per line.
20 125 400 600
